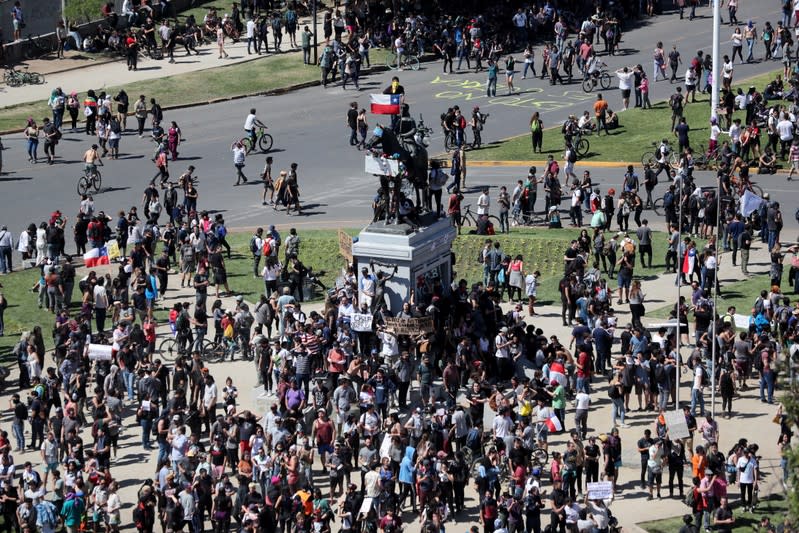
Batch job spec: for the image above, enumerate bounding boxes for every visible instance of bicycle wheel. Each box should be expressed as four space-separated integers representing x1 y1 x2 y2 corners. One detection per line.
532 448 549 466
240 137 253 153
157 337 179 361
749 183 763 197
652 197 665 216
488 215 502 230
581 78 594 93
77 176 91 196
599 72 612 89
258 133 273 152
641 151 657 167
92 171 102 193
668 151 680 168
460 213 473 227
575 138 590 158
3 70 15 85
29 72 44 85
444 133 454 152
406 55 420 71
201 338 217 357
384 53 398 70
205 341 226 363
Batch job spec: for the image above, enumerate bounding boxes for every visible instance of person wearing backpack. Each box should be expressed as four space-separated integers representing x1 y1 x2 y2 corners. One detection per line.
249 227 264 277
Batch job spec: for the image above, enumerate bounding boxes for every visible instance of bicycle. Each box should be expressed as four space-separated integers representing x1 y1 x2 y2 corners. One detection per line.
641 141 679 168
581 69 612 93
571 130 590 159
77 164 103 196
510 206 547 227
24 34 55 60
3 66 45 86
240 126 274 154
385 50 420 71
693 143 722 171
458 204 501 228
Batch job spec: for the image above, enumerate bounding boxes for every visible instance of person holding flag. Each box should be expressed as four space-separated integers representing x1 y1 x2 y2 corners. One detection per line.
381 76 405 131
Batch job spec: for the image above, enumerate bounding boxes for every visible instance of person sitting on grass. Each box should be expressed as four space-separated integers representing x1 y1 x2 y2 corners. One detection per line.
758 147 777 174
577 111 596 132
606 109 619 130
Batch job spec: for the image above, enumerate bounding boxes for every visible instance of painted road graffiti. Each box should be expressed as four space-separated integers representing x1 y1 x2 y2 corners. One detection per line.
429 75 596 111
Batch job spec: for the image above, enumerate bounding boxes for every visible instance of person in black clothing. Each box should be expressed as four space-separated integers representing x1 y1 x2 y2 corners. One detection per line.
668 438 687 497
347 102 359 147
548 485 568 533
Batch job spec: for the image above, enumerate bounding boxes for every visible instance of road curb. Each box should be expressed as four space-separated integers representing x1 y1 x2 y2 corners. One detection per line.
469 160 640 168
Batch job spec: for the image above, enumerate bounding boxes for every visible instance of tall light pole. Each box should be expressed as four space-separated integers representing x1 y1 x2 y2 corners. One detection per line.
312 0 318 65
710 0 721 122
675 177 683 412
710 189 722 420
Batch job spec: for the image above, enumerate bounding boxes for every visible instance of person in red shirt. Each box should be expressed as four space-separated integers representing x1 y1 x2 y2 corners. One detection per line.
576 347 592 392
125 31 138 71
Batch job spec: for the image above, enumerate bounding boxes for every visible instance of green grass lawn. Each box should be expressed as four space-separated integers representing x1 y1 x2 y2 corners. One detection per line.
0 225 675 363
472 69 786 163
223 226 676 307
637 494 788 532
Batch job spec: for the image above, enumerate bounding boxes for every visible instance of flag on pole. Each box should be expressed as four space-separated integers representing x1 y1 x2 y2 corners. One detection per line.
370 94 402 115
105 239 121 261
83 246 110 267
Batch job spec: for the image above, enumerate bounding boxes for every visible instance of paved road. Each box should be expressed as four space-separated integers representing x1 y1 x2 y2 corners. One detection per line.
0 2 792 236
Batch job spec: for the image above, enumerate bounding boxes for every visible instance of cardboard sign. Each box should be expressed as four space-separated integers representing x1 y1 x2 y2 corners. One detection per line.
365 154 400 176
87 344 113 361
383 316 434 335
664 410 690 440
338 230 353 262
379 434 392 460
586 481 614 500
351 313 373 332
358 497 374 517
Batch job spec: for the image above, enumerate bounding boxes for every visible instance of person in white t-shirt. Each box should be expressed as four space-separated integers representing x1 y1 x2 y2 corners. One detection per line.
690 357 705 416
574 390 591 438
736 447 758 511
477 187 490 215
615 66 635 110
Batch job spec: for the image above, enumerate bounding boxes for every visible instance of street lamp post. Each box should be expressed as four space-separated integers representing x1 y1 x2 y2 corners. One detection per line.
675 177 683 412
312 0 318 66
710 189 722 420
710 0 721 122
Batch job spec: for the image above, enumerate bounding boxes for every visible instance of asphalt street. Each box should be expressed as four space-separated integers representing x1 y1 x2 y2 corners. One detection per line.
1 1 796 236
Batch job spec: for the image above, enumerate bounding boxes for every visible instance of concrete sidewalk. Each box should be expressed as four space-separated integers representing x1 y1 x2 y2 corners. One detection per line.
1 38 295 107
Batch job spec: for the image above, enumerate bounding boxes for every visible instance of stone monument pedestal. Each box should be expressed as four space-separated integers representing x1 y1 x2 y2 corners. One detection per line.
352 215 457 312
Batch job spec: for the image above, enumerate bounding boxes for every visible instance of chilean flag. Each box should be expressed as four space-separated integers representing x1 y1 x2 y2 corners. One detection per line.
83 246 110 267
370 94 402 115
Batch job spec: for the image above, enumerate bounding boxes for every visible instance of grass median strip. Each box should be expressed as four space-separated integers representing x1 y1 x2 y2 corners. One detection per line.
471 69 785 163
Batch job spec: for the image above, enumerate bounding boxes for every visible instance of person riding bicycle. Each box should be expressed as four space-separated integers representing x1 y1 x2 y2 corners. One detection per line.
244 108 266 147
82 144 103 175
585 53 604 80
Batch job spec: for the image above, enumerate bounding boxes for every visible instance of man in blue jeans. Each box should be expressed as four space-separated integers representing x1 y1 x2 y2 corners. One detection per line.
690 359 706 416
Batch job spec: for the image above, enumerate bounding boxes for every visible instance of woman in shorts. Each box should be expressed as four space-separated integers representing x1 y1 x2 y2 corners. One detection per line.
616 251 634 304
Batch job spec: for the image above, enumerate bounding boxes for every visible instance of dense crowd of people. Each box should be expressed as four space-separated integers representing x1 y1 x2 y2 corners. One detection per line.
2 2 799 533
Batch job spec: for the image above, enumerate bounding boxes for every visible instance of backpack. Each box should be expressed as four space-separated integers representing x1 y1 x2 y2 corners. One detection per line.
568 149 577 163
607 384 620 399
152 104 163 123
655 363 666 384
285 9 297 24
176 311 190 332
561 120 569 135
262 239 272 257
477 249 484 264
249 235 259 254
683 488 696 508
699 364 709 387
110 120 121 134
466 427 481 450
754 296 765 316
670 94 682 111
663 191 674 209
778 305 791 326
